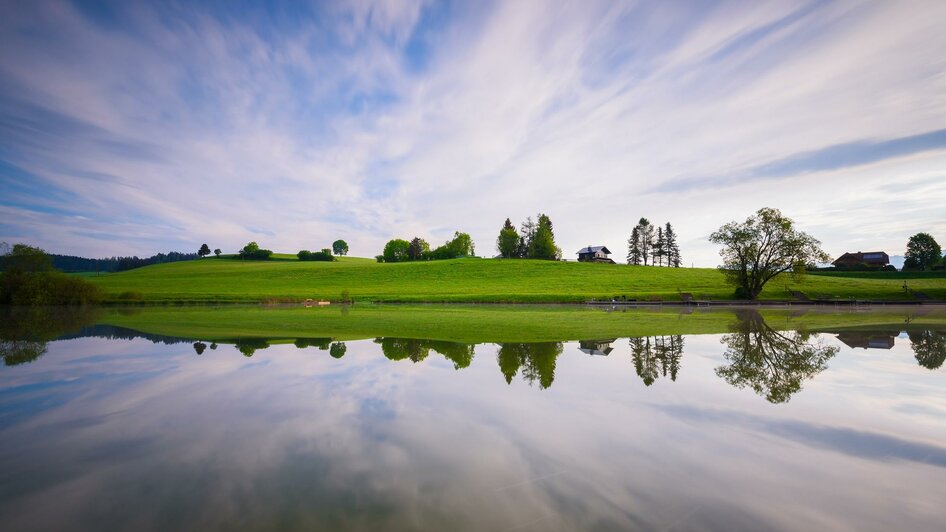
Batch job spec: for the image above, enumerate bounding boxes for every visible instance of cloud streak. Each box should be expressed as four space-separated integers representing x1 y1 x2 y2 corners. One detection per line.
1 0 945 264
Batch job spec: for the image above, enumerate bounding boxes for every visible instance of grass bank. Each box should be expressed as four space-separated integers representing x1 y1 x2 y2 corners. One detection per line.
96 304 946 343
85 256 946 304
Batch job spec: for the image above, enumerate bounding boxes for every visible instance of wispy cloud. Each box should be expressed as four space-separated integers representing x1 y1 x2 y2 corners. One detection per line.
1 0 945 263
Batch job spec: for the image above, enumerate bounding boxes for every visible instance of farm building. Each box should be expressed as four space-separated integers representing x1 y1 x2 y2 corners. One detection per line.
832 251 890 268
578 339 616 356
577 246 615 264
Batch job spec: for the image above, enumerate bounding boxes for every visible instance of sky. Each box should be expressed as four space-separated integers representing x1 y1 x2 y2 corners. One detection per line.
1 0 945 266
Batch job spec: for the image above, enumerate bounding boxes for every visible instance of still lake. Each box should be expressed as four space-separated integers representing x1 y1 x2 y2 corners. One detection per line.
1 306 945 531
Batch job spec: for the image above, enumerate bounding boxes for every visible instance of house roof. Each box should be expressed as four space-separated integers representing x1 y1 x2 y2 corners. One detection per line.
577 246 611 255
834 251 889 263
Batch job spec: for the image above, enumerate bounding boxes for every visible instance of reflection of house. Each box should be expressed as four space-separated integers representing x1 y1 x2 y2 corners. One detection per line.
836 332 896 350
577 246 615 264
578 339 616 356
833 251 890 268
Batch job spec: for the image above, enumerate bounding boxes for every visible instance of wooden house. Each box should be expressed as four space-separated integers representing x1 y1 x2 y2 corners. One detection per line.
577 246 615 264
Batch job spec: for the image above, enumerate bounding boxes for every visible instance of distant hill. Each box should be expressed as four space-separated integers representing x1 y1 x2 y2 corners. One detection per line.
51 251 198 273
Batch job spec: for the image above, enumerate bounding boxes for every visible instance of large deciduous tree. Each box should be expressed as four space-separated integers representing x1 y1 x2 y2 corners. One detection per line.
903 233 942 271
382 239 411 263
198 243 211 258
709 208 830 299
332 239 349 256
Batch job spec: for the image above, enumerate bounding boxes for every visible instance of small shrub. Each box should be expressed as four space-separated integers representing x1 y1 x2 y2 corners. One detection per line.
297 249 334 262
117 291 144 301
375 255 385 263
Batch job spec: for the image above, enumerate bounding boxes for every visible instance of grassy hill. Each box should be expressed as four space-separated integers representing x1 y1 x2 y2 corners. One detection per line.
85 256 946 303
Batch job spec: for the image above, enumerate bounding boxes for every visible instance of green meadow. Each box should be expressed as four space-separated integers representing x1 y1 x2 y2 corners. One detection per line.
86 256 946 304
96 304 946 344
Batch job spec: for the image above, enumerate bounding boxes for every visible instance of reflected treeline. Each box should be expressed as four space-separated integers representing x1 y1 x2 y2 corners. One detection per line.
294 338 346 359
4 308 945 402
715 310 839 404
374 337 475 369
630 336 684 386
497 342 563 389
0 306 102 366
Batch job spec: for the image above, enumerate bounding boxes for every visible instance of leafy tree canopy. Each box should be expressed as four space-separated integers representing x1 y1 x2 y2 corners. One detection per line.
904 232 942 271
710 208 829 299
332 240 349 256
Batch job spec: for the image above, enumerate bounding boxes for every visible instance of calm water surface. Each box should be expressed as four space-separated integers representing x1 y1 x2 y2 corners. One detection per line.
1 309 945 531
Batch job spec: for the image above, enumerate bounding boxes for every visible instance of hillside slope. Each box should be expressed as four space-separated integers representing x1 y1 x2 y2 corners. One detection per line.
87 256 946 303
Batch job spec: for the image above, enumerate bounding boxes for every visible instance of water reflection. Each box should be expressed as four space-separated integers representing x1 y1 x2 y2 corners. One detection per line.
496 342 563 389
2 308 944 400
909 330 946 370
374 338 476 369
2 308 946 530
715 310 839 404
0 306 101 366
629 335 684 385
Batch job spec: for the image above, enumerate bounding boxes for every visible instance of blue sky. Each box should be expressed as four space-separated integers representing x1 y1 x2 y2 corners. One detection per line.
1 0 945 265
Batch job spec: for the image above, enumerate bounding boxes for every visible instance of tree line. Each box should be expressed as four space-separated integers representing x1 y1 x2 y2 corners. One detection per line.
48 251 197 273
379 232 474 263
495 213 561 260
627 218 681 267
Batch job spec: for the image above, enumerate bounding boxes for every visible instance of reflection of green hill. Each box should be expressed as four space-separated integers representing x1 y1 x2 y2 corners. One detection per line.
95 305 946 344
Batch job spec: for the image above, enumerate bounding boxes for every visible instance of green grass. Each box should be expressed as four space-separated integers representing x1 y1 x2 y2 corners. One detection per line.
98 304 946 343
86 256 946 303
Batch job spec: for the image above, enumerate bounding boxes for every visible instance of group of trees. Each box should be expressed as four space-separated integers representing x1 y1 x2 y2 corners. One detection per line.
904 233 943 271
298 239 348 261
495 214 561 260
297 249 334 262
198 244 221 258
238 242 273 260
0 244 102 305
379 231 474 263
627 218 681 267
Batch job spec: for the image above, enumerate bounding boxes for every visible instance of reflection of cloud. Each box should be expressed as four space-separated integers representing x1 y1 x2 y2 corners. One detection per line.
2 335 946 530
654 404 946 468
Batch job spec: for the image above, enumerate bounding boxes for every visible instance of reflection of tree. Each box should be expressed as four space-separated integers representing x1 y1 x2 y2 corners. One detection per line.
630 335 684 386
0 306 102 366
496 342 563 389
909 330 946 370
374 338 475 367
715 310 838 404
1 340 47 366
329 342 347 359
375 337 429 362
294 338 332 350
233 338 269 357
426 340 475 369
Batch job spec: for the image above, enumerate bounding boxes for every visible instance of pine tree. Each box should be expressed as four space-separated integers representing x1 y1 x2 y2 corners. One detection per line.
627 226 641 265
518 217 536 258
496 218 519 258
654 227 666 267
531 214 560 260
665 222 681 267
638 218 654 266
